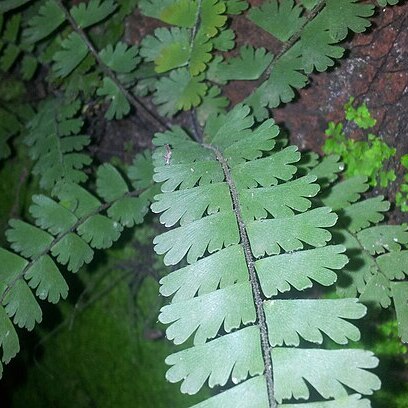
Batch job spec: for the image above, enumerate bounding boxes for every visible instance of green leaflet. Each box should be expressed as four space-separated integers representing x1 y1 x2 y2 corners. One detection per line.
70 0 118 29
153 68 207 117
153 105 380 406
99 42 140 73
0 156 154 375
212 46 273 82
23 0 65 44
320 176 369 211
53 32 89 78
248 0 305 42
97 77 130 119
140 27 191 73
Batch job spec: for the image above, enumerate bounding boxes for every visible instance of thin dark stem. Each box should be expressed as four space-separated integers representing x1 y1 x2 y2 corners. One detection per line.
204 144 276 408
0 189 145 305
262 0 326 79
54 0 169 133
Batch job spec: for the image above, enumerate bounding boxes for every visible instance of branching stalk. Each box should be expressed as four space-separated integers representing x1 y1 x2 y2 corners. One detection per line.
54 0 169 133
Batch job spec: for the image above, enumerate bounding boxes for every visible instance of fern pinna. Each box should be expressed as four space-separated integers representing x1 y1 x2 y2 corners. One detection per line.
0 153 154 376
320 176 408 343
152 105 381 407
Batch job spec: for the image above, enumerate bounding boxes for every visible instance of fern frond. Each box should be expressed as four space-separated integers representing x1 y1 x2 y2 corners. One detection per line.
0 155 154 375
24 98 91 190
325 176 408 342
245 0 375 118
152 105 380 406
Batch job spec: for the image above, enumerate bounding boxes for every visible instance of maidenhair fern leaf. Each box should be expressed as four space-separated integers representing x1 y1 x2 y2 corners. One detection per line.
99 42 140 73
97 164 129 202
97 77 130 119
322 0 374 42
214 46 273 81
51 233 94 273
153 104 380 406
25 255 68 303
212 28 235 51
200 0 227 37
264 298 365 346
70 0 117 29
0 44 20 72
29 195 77 235
153 69 207 116
140 27 190 73
321 176 369 210
53 32 89 78
248 0 305 42
339 196 390 233
299 30 344 73
3 280 42 331
255 245 347 297
24 0 65 43
77 214 123 249
6 220 54 258
357 225 408 255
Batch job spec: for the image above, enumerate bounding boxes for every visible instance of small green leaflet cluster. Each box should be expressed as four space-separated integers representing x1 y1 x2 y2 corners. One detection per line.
139 0 246 117
22 0 140 119
320 176 408 343
24 98 91 190
152 105 380 407
323 98 396 188
0 152 154 377
0 14 38 80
